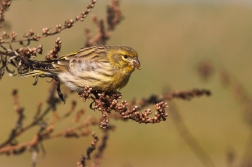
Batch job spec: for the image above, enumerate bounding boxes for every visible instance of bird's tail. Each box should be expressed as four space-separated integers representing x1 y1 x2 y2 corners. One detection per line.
20 69 55 78
20 59 68 78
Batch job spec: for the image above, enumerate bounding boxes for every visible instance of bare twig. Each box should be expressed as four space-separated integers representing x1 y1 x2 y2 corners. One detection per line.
170 103 215 167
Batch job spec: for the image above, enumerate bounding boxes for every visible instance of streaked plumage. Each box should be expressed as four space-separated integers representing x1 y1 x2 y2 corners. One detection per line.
21 45 140 92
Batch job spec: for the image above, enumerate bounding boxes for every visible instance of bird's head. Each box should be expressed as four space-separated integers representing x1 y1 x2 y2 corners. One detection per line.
108 46 140 73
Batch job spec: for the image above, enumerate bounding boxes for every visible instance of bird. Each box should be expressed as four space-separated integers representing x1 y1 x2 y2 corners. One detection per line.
21 45 141 93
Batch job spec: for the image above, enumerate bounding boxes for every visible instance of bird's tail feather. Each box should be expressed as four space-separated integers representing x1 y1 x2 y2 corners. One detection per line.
19 59 69 78
20 70 55 78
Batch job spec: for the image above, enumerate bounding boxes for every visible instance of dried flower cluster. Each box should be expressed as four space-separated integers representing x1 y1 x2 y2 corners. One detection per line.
107 0 122 30
45 37 62 60
0 0 11 30
79 89 168 127
77 87 212 129
84 0 122 47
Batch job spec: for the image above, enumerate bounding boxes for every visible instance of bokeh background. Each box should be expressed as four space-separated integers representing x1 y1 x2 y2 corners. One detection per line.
1 0 252 166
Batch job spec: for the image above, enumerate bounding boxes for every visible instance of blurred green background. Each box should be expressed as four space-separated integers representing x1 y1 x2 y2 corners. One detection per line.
1 0 252 166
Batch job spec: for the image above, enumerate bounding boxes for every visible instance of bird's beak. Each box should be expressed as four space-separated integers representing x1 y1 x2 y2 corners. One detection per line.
133 58 141 70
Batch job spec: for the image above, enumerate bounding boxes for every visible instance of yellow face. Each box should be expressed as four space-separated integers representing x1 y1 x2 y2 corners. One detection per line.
109 46 141 73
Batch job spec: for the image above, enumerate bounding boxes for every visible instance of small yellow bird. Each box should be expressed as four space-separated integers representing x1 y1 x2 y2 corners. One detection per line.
22 45 140 93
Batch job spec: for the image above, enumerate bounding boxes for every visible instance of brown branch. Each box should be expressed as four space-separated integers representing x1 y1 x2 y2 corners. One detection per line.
135 89 211 110
91 130 109 167
197 60 252 166
0 104 52 149
0 114 101 154
0 81 61 149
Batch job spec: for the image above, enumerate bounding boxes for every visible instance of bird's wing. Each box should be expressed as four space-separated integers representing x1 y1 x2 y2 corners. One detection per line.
60 46 111 72
62 46 109 61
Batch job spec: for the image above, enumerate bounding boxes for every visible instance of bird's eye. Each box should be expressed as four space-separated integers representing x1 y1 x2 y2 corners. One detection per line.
123 55 128 59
